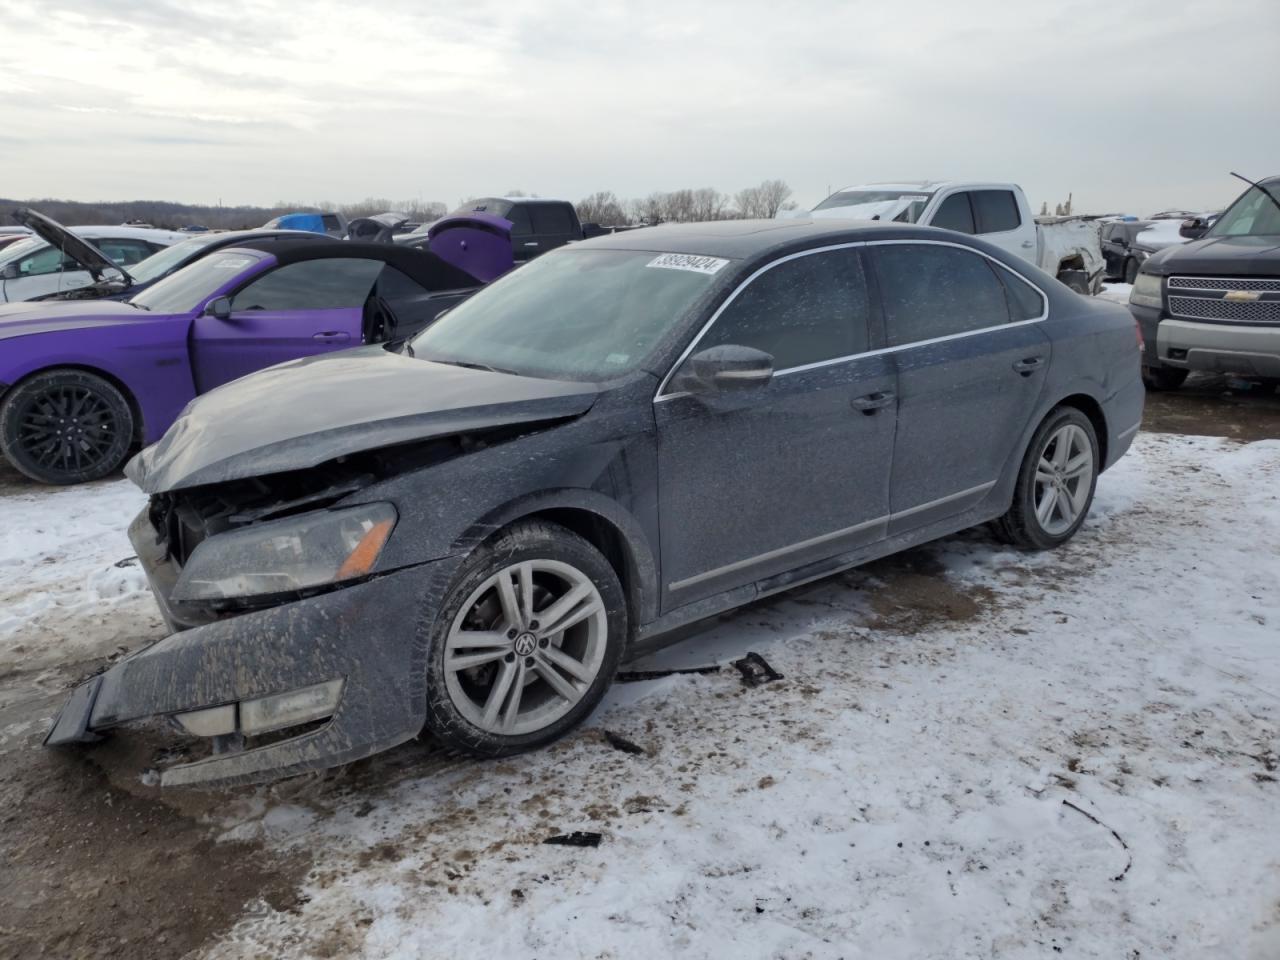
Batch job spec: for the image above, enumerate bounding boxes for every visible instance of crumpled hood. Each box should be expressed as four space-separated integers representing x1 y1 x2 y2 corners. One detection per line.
0 299 150 341
1146 234 1280 276
127 345 600 493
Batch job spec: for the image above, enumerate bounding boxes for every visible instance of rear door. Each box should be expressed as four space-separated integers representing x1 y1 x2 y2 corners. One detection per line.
655 246 897 610
869 241 1051 533
189 257 381 392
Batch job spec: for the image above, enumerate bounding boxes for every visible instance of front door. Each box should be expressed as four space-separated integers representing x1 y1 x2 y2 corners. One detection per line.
655 246 897 610
189 257 381 392
868 242 1052 533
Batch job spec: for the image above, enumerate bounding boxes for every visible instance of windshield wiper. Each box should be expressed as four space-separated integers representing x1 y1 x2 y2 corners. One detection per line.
430 357 519 376
1231 171 1280 218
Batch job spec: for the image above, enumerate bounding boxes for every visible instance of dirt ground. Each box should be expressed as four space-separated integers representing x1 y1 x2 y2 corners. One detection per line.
1 372 1277 959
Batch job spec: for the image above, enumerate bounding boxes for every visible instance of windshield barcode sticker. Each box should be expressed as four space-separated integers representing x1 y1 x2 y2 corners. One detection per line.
646 253 729 275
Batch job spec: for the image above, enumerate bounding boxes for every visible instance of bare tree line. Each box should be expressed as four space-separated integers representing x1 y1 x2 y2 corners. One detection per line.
3 179 798 232
577 179 796 226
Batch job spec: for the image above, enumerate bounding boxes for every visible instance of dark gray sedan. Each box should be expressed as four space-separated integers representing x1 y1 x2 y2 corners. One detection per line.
46 219 1145 786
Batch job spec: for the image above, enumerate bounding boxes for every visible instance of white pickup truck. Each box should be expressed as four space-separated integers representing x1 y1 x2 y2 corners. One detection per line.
802 181 1105 294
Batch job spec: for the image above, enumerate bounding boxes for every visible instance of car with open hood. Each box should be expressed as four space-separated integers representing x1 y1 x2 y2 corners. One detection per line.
43 218 1144 787
0 240 494 484
29 227 335 302
0 209 187 302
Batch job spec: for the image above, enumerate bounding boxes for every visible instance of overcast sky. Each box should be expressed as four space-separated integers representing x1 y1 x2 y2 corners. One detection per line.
2 0 1278 215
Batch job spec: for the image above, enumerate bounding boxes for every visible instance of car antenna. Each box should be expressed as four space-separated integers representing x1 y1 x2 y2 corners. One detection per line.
1229 171 1280 217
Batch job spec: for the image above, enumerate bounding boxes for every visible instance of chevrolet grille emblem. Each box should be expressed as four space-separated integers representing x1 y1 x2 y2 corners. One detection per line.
1224 290 1261 302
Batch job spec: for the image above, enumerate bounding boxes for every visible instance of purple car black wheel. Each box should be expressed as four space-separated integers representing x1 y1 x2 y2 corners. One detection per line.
0 369 134 485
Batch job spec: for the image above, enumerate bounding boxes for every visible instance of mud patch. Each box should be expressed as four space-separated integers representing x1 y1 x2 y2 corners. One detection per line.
1143 374 1280 442
0 737 309 960
857 549 998 635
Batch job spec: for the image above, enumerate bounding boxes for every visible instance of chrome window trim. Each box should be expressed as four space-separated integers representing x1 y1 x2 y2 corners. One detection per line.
654 238 1049 403
667 479 997 591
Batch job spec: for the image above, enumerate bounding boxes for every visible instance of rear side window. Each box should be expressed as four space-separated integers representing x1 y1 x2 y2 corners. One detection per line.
697 249 869 369
972 190 1022 234
321 214 342 232
373 264 429 298
531 204 575 235
875 244 1012 346
232 258 383 311
995 267 1046 321
931 193 975 234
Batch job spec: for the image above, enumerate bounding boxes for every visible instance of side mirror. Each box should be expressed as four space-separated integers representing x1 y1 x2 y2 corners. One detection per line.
205 295 232 320
680 344 774 395
0 263 20 280
1179 217 1208 240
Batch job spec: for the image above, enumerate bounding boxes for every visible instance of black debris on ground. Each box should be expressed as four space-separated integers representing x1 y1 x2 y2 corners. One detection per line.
543 831 602 848
603 731 646 755
732 652 784 687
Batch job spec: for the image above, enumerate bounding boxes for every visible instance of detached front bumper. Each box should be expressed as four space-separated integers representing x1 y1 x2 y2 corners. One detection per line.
45 543 463 788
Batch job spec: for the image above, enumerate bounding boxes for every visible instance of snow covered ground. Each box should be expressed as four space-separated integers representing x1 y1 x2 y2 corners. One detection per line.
185 432 1277 959
2 430 1278 959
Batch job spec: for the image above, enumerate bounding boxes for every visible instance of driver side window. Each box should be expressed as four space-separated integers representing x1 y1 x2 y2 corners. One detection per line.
231 258 383 311
694 248 870 371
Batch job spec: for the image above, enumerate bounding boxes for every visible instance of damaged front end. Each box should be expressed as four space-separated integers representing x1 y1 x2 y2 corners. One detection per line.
45 451 462 786
43 346 602 786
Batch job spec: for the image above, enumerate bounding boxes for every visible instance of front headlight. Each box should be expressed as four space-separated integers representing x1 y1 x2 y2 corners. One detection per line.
1129 272 1163 309
172 503 397 602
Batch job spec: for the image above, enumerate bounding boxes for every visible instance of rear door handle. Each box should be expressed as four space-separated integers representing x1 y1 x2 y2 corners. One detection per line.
1012 356 1044 375
852 391 896 413
312 331 351 343
523 242 540 248
1021 240 1035 248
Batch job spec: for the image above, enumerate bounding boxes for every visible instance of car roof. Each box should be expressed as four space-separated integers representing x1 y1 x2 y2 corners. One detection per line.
575 218 941 260
220 239 482 289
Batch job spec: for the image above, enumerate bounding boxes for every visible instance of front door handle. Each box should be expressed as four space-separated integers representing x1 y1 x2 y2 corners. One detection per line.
523 242 540 248
1012 356 1044 375
312 331 351 343
1021 240 1035 248
852 391 896 414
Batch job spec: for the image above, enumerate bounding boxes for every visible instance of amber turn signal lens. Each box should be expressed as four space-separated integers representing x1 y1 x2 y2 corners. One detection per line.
336 519 395 581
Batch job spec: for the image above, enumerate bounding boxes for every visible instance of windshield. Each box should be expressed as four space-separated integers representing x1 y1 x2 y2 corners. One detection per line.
1208 183 1280 238
128 234 221 284
130 250 265 314
811 189 933 222
409 248 725 381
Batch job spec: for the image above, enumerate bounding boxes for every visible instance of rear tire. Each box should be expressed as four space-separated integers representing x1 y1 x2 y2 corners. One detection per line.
1058 270 1091 296
423 519 627 757
994 406 1099 551
0 369 135 485
1142 366 1188 391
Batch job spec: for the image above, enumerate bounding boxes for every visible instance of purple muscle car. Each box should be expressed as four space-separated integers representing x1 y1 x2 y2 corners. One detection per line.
0 233 511 484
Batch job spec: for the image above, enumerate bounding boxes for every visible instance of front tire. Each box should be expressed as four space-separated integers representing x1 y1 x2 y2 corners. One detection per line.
994 407 1099 550
424 519 627 757
0 369 135 485
1123 258 1139 284
1142 365 1188 391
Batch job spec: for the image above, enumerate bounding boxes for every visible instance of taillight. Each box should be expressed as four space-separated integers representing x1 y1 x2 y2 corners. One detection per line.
1135 319 1144 352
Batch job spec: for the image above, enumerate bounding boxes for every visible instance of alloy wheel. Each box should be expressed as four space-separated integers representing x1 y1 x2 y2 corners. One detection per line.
443 559 608 736
16 385 121 475
1033 423 1094 536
